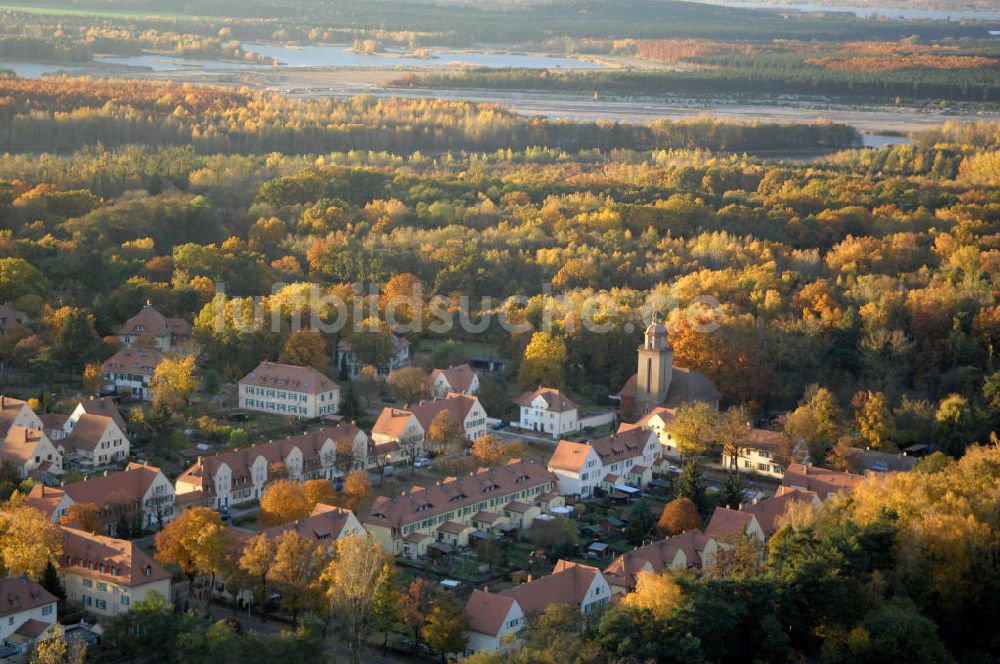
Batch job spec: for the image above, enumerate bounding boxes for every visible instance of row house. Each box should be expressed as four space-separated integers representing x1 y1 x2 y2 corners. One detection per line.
618 406 680 460
27 462 176 532
705 487 821 546
720 428 806 479
101 348 165 401
371 408 425 460
428 364 480 399
58 526 171 617
603 529 718 594
463 560 610 658
411 393 489 443
0 576 57 648
116 304 190 351
174 426 361 510
515 387 579 437
0 426 62 480
363 459 562 557
238 360 340 419
337 334 411 379
546 428 659 497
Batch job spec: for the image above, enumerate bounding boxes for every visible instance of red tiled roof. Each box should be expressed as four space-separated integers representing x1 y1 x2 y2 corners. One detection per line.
372 408 418 439
240 360 338 395
409 394 481 432
465 589 516 636
261 503 357 542
117 305 190 339
0 577 56 618
515 387 577 413
781 463 863 500
499 560 601 615
101 348 165 377
59 526 170 587
429 364 477 394
704 507 755 541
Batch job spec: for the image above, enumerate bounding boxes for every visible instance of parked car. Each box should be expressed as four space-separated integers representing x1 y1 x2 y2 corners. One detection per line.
414 457 432 469
666 464 683 475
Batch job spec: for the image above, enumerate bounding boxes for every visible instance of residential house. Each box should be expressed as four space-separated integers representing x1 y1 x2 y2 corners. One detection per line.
363 459 562 556
603 529 718 594
515 387 579 437
500 559 610 618
720 429 805 479
463 590 524 657
26 462 176 532
0 426 62 479
618 406 679 460
547 428 659 497
174 428 348 510
0 576 57 644
58 526 171 616
0 304 29 339
371 408 425 460
428 364 480 399
618 313 720 420
260 503 363 544
0 396 43 436
239 360 340 419
101 348 165 401
336 334 410 379
411 394 489 443
781 463 864 500
705 488 821 545
117 304 190 351
61 412 130 468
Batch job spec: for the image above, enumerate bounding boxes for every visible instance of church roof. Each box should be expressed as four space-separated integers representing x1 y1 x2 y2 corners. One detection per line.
619 367 719 408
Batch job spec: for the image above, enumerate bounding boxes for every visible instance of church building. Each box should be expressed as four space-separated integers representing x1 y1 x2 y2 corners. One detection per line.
618 313 720 420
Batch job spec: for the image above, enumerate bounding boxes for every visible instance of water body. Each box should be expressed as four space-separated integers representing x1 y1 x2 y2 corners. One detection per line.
93 43 604 72
0 61 88 77
711 1 1000 21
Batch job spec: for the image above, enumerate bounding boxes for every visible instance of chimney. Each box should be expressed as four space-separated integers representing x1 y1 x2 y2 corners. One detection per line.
526 574 532 583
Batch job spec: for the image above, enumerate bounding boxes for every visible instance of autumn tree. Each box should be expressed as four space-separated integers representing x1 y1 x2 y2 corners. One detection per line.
342 470 372 512
0 500 62 578
354 364 382 408
323 534 392 664
271 530 328 626
658 497 702 535
621 570 684 619
259 479 309 527
715 405 751 468
151 354 199 408
785 385 842 462
426 410 464 461
517 332 567 390
399 578 436 650
386 366 429 405
348 318 395 371
422 594 469 657
302 478 337 511
238 533 278 607
853 390 896 450
279 329 328 372
470 434 521 467
676 459 707 516
672 401 718 458
48 307 102 374
60 502 105 534
154 506 231 605
82 362 105 395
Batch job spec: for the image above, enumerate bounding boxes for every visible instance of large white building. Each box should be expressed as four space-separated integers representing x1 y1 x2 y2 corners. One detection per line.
239 360 340 419
546 428 659 497
0 576 57 645
58 526 171 617
116 304 190 351
515 387 579 437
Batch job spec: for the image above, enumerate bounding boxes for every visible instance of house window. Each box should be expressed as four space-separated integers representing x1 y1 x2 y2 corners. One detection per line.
96 599 107 610
83 579 93 588
42 605 53 616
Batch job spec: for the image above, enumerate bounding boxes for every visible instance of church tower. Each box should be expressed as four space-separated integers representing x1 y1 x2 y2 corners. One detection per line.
635 312 673 408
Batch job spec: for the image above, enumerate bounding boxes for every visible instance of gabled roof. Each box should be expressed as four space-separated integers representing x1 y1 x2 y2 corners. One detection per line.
0 426 48 465
499 560 601 615
239 360 338 396
65 414 115 453
0 396 34 437
588 428 654 465
547 440 595 473
844 448 918 474
620 406 676 432
365 459 556 530
0 576 56 617
465 590 517 636
61 463 166 507
117 305 190 339
429 364 478 394
59 526 170 587
704 507 756 541
409 394 482 432
76 397 127 433
744 428 793 452
746 488 818 536
515 387 577 413
261 503 357 542
0 304 29 330
372 407 419 439
25 484 67 518
101 348 165 376
781 463 863 500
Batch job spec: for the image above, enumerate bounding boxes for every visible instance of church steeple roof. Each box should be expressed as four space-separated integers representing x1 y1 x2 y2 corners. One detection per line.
643 311 670 351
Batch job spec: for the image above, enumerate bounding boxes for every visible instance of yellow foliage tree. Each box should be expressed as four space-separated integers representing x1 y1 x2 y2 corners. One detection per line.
151 354 199 408
621 570 684 619
259 479 310 527
0 501 62 578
